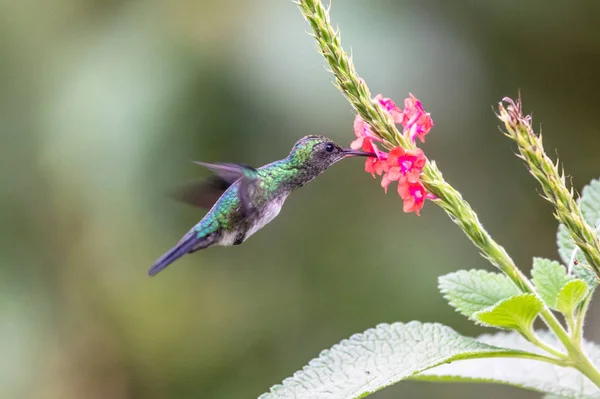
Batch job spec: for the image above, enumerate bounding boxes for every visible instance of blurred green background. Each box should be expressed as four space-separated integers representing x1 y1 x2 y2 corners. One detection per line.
2 0 600 398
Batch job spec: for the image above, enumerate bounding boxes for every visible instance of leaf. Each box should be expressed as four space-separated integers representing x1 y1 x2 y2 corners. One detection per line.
580 179 600 227
557 178 600 288
557 224 588 269
438 270 520 318
415 330 600 399
573 263 600 289
556 279 589 315
531 258 571 309
556 226 597 288
473 294 543 332
258 322 529 399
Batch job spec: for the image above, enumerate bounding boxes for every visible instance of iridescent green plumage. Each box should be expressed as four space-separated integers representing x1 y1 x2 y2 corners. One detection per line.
149 135 373 276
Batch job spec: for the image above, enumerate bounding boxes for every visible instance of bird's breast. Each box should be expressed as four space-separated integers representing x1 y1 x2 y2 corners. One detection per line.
245 194 289 239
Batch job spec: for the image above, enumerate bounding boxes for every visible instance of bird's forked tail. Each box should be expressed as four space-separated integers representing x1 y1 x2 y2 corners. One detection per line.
148 231 212 276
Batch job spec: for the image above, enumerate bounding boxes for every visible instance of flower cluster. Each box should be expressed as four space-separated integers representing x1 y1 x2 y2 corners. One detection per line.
351 94 435 215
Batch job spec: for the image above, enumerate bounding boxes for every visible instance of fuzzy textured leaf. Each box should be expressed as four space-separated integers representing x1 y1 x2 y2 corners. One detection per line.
557 229 599 288
580 179 600 227
557 224 586 265
572 264 600 289
531 258 571 309
473 294 543 331
557 225 589 271
439 270 520 318
258 322 528 399
415 331 600 399
556 279 589 315
557 178 600 288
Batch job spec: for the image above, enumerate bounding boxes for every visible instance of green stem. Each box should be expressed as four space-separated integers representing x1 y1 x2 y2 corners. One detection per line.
452 350 568 367
575 353 600 389
574 293 593 345
565 313 576 336
521 329 567 360
570 294 600 388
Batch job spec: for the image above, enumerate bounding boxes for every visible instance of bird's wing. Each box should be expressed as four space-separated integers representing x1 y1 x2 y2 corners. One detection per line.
169 176 232 209
170 162 260 215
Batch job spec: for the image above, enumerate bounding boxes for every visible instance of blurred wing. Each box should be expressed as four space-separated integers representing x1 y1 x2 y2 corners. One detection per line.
169 176 232 209
171 162 260 214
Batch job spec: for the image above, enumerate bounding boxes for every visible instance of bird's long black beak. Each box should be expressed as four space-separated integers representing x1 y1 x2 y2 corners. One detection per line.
342 148 376 157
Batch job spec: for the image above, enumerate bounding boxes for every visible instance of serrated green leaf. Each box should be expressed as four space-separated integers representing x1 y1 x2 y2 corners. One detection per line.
439 270 520 318
531 258 571 309
258 322 529 399
473 294 543 331
580 179 600 227
574 263 599 289
414 330 600 398
556 279 589 315
557 178 600 288
557 224 588 267
557 227 599 288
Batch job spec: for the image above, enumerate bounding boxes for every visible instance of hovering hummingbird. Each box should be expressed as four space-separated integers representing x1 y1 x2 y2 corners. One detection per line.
148 135 374 276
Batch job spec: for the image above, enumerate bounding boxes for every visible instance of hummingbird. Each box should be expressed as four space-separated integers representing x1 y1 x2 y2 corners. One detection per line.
148 135 374 276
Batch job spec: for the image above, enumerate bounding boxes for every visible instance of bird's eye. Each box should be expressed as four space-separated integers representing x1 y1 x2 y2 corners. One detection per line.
325 143 335 152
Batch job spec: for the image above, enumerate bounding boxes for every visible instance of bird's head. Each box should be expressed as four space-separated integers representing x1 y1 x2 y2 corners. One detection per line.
287 135 374 174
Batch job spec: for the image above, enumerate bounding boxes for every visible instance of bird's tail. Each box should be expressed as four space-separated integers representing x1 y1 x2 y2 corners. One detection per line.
148 231 213 277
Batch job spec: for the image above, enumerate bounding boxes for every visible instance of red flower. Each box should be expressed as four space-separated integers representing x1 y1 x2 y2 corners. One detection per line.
397 180 431 215
380 147 426 192
380 167 400 193
375 94 403 124
401 93 434 143
362 138 388 177
351 115 389 177
350 93 435 215
387 147 426 183
350 115 382 151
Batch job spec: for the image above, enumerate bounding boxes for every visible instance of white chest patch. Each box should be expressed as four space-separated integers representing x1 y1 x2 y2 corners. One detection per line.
246 194 289 239
219 230 239 247
216 194 289 247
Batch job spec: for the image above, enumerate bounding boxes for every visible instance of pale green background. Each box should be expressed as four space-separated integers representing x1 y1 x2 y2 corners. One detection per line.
2 0 600 398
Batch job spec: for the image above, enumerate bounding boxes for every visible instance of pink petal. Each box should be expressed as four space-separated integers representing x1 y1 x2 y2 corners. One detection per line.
350 137 364 150
386 167 401 181
353 115 368 139
381 175 392 193
375 94 403 124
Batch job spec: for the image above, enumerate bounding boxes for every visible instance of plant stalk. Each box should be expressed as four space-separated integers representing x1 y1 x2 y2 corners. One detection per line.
498 97 600 281
575 353 600 389
574 293 593 345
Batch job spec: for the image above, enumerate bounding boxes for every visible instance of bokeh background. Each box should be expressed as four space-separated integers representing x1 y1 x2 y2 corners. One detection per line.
3 0 600 398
